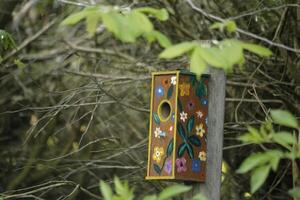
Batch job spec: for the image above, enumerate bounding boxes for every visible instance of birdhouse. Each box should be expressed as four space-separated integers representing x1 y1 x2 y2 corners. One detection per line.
146 70 209 182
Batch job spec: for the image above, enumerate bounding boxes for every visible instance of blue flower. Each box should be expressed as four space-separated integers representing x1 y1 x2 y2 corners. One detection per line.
155 86 164 97
192 159 201 173
201 98 208 105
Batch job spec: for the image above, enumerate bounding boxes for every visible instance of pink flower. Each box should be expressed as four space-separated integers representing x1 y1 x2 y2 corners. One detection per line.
176 157 187 173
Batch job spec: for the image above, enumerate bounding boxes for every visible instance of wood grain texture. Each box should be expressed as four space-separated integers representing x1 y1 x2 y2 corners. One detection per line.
184 68 226 200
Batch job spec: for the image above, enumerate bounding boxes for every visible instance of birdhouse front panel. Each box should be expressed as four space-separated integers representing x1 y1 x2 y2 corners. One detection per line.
175 74 209 182
146 71 179 179
146 70 209 182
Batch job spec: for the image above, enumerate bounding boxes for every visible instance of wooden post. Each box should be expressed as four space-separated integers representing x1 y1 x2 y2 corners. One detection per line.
184 68 226 200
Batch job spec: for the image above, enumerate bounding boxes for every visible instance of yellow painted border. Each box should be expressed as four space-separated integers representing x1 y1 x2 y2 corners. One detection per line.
172 71 179 178
146 73 155 177
157 100 172 122
146 70 179 180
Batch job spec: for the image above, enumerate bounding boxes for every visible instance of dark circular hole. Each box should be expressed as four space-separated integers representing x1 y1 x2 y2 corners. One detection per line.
159 101 171 120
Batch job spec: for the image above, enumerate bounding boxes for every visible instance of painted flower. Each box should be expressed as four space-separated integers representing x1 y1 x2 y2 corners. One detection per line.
176 157 187 173
201 98 208 105
154 127 165 138
196 110 203 118
199 151 207 161
187 100 194 111
196 123 205 137
155 86 164 97
169 126 173 132
153 147 164 163
179 83 190 96
180 111 188 122
162 78 169 87
164 159 172 174
171 76 177 85
171 113 175 121
205 117 208 125
192 159 201 172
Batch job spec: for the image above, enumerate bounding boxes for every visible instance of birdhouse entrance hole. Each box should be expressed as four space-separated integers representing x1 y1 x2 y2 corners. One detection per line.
158 100 171 122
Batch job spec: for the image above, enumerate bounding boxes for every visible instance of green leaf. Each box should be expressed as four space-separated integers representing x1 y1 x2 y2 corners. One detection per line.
167 85 174 99
177 143 187 157
166 138 174 157
199 47 230 70
267 150 283 171
86 14 101 35
14 59 25 68
143 195 157 200
100 180 113 200
270 109 298 129
61 7 99 25
238 126 265 143
242 42 272 57
250 165 271 193
151 31 172 48
288 187 300 198
159 42 197 59
158 185 191 200
192 194 207 200
225 20 237 33
271 131 295 148
187 115 195 133
153 113 160 124
136 7 169 21
190 47 206 78
153 164 161 174
188 135 201 147
128 11 153 36
236 153 269 174
219 39 244 68
0 29 16 50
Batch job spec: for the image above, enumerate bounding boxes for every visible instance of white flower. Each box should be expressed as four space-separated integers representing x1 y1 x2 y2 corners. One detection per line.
169 126 173 132
196 110 203 118
180 111 188 122
171 76 177 85
154 127 162 138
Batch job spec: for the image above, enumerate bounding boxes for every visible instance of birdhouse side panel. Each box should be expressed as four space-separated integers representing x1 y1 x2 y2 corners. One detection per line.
147 73 178 178
174 74 209 182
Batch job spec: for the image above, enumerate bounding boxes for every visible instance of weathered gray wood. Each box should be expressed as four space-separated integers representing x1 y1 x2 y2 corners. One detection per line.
185 68 226 200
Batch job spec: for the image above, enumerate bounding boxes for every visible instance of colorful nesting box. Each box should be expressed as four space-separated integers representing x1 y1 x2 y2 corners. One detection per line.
146 70 209 182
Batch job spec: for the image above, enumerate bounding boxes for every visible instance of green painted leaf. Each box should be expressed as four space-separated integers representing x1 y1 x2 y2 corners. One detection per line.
136 7 169 21
270 109 298 129
251 165 271 193
153 164 161 174
288 187 300 198
100 180 113 200
242 42 272 57
177 143 187 157
177 123 187 140
186 143 194 159
190 47 206 78
187 115 195 133
167 85 174 99
159 42 197 59
188 135 201 147
178 99 183 112
196 80 206 97
166 138 174 157
158 185 191 200
153 113 160 124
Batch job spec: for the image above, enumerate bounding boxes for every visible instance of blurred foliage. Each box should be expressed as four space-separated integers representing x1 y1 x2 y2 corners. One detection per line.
0 0 299 200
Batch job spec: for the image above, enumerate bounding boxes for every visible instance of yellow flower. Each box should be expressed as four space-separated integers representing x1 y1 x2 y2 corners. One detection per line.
199 151 206 161
153 147 164 163
196 123 205 137
179 83 190 96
